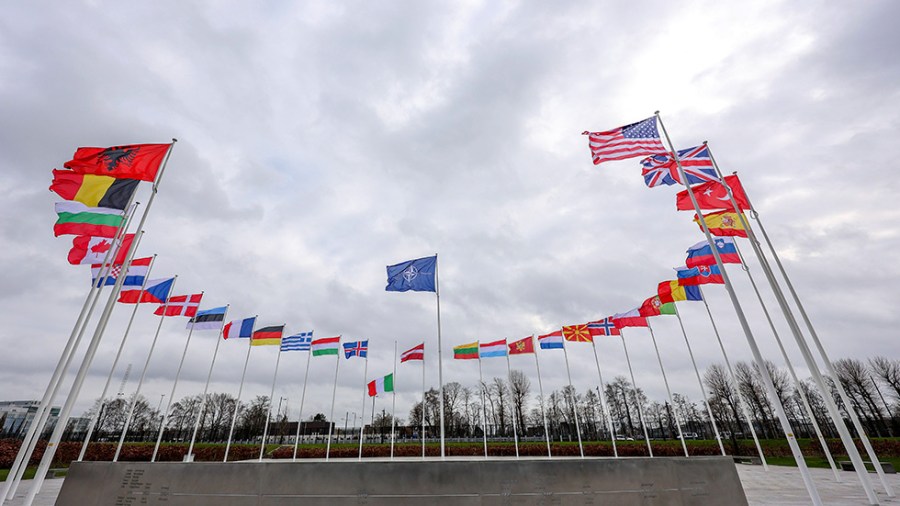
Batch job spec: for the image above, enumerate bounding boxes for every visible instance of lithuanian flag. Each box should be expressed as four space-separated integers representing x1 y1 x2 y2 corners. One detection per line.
51 170 140 210
453 341 479 360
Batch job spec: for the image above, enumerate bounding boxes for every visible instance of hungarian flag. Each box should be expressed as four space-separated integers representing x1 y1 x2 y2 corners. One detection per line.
562 324 593 342
507 336 534 355
64 143 171 182
311 336 341 356
685 237 741 268
638 295 676 317
676 174 751 211
91 256 152 287
676 265 725 286
118 277 175 304
582 117 666 165
54 202 124 238
612 308 648 329
537 330 563 350
453 342 479 360
401 343 424 362
155 293 203 317
367 373 394 397
694 210 748 237
587 318 620 337
251 325 285 346
657 281 702 304
50 169 140 210
68 234 134 265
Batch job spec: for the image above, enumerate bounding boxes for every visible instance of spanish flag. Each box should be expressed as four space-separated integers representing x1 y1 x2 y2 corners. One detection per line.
693 210 748 238
50 169 139 210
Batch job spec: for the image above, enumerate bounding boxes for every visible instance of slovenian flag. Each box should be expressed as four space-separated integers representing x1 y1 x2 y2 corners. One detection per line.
223 317 256 340
537 330 563 350
685 237 741 268
117 277 175 304
91 256 152 287
479 339 507 358
367 373 394 397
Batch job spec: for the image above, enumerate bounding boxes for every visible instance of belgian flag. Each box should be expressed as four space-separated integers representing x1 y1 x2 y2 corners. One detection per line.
51 169 139 210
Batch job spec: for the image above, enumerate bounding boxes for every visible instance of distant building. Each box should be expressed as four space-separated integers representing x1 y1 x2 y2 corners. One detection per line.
0 401 60 438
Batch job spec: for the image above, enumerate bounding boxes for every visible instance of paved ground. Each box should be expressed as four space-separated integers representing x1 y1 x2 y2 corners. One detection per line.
6 464 900 505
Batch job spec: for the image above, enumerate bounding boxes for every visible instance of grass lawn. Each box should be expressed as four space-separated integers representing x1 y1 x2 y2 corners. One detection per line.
765 455 900 470
0 467 38 482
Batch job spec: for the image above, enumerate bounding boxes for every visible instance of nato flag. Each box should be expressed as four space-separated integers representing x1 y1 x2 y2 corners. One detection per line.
386 255 437 292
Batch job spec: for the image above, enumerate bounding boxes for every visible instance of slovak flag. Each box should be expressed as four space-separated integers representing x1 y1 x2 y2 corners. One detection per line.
117 277 175 304
155 293 203 317
223 317 256 339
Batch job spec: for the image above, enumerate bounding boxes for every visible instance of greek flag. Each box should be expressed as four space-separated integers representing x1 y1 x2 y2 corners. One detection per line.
281 331 313 352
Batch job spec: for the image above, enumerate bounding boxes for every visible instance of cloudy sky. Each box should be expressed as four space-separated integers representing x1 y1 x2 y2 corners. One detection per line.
1 1 898 428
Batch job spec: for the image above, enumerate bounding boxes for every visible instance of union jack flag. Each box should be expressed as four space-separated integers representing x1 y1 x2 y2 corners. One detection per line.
640 145 719 188
587 317 620 337
343 340 368 359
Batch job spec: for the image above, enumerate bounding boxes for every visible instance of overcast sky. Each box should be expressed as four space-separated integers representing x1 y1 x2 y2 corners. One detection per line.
1 1 898 427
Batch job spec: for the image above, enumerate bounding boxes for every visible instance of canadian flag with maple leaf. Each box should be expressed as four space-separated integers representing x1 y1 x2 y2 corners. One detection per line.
67 234 134 265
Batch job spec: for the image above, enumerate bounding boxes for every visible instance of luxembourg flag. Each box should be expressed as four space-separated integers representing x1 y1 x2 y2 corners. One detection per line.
223 317 256 339
685 237 740 268
537 330 563 350
91 257 152 287
117 277 175 304
479 339 507 358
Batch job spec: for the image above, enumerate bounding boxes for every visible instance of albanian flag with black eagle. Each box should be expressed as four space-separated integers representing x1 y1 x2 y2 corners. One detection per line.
64 143 171 182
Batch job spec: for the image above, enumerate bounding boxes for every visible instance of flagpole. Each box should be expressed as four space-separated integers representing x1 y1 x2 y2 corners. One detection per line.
421 342 426 459
78 247 154 461
561 336 584 458
532 338 552 458
4 204 136 503
259 336 285 461
696 286 768 468
646 321 689 457
187 305 230 461
358 350 369 461
590 339 618 458
325 338 342 461
114 276 179 462
620 332 653 456
730 241 841 480
505 347 520 459
435 253 446 459
391 341 398 460
292 343 313 461
656 114 824 505
478 354 488 458
672 304 725 455
224 316 257 462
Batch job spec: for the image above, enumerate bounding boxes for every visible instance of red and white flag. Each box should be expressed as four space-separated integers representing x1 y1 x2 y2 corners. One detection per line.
155 293 203 317
583 117 666 165
401 343 424 363
68 234 134 265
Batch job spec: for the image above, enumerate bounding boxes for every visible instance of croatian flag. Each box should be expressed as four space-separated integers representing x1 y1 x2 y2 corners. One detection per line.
479 339 507 358
91 256 152 287
223 317 256 339
537 330 564 350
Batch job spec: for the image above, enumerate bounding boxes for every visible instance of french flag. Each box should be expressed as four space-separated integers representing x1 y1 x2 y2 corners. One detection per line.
223 317 256 339
117 277 175 304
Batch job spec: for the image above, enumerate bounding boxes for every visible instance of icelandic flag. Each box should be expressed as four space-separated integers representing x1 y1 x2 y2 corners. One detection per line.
186 306 227 331
386 255 437 292
117 277 175 304
343 340 368 359
223 317 256 340
91 256 152 287
537 330 564 350
479 339 507 358
640 145 719 188
675 264 725 286
685 237 741 268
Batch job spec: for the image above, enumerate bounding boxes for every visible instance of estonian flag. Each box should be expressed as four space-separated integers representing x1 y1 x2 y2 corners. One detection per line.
187 306 227 331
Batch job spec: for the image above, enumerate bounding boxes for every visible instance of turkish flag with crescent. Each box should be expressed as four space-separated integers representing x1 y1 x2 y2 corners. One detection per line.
676 174 751 211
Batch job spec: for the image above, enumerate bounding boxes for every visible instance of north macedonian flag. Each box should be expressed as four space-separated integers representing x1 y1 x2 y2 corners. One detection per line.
64 143 170 182
562 324 593 342
50 169 140 210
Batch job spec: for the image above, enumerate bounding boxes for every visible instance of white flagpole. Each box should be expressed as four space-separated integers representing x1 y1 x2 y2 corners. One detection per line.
259 335 285 461
620 332 653 456
505 346 520 459
560 336 584 458
325 337 342 461
656 114 824 505
590 339 618 458
672 304 725 455
78 248 155 461
730 241 841 480
292 339 313 461
358 348 369 461
187 305 230 461
532 338 552 458
478 353 488 458
224 317 257 462
697 286 767 468
114 276 179 462
421 342 426 459
391 341 398 460
152 291 204 462
646 321 689 457
435 254 446 459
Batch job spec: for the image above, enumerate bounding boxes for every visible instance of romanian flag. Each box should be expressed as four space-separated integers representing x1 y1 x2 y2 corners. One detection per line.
54 202 124 238
638 295 676 317
694 210 748 238
657 281 702 304
508 336 534 355
50 170 140 210
64 143 171 182
251 325 285 346
453 341 479 360
562 324 593 342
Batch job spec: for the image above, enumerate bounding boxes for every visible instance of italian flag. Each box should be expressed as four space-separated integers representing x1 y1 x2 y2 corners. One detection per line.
367 373 394 397
311 336 340 356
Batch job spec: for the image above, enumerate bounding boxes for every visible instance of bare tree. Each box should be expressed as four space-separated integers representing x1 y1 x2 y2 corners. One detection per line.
834 358 888 436
508 369 530 436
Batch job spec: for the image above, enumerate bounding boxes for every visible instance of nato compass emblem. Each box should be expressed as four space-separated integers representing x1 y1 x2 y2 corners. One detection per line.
402 265 419 284
98 146 138 172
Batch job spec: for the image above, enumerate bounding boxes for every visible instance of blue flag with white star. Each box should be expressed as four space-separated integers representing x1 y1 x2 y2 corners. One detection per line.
385 255 437 292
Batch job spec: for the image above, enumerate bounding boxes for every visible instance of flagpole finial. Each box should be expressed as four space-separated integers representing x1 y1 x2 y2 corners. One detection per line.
654 110 660 115
172 138 178 143
703 140 708 145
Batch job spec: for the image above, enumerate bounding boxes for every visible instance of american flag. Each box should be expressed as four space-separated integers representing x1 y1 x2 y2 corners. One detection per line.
583 117 666 165
640 145 719 188
281 331 313 352
401 343 424 363
343 340 368 359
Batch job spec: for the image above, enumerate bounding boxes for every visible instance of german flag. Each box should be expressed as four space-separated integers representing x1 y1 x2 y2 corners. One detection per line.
251 325 285 346
50 169 139 210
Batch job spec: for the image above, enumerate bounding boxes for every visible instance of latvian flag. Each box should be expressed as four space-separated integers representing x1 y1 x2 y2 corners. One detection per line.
155 293 203 317
311 336 341 356
223 317 256 340
92 256 152 287
252 325 285 346
186 306 227 331
367 373 394 397
400 343 424 363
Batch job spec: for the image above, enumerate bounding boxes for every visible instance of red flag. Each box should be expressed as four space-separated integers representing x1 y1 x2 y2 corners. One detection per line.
155 293 203 317
562 324 593 342
612 309 649 329
67 234 134 265
401 343 425 362
507 336 535 355
676 174 751 211
64 143 171 182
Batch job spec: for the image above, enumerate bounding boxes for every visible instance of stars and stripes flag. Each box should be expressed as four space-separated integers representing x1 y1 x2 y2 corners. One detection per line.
281 331 313 352
401 343 424 363
640 145 719 188
583 117 666 165
343 340 368 359
154 293 203 317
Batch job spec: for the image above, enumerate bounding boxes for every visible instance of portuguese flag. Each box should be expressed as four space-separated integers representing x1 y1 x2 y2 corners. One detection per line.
453 341 479 360
54 202 124 238
64 143 170 182
50 169 140 210
367 373 394 397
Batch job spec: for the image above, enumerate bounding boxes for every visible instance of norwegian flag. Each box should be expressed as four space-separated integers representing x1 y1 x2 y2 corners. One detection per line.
583 117 666 165
587 317 620 337
640 145 719 188
155 293 203 317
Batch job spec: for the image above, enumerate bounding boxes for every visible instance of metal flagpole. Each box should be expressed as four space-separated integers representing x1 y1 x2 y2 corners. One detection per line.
391 341 398 460
292 342 313 460
620 332 653 456
152 291 204 462
187 305 230 461
478 355 488 458
358 350 369 461
532 338 552 458
325 339 342 461
505 347 520 459
435 254 446 459
697 286 768 467
114 276 179 462
78 248 154 461
731 241 841 480
672 305 725 455
646 321 689 457
4 203 137 503
655 114 824 505
560 336 584 458
259 337 285 461
224 317 257 462
421 342 426 459
590 339 618 458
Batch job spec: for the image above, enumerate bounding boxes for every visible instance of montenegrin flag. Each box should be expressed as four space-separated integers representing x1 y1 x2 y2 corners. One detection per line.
453 341 479 360
64 143 171 182
50 169 140 210
694 210 748 238
657 280 702 304
69 234 134 265
479 339 507 358
507 336 534 355
311 336 341 356
368 373 394 397
54 202 124 238
685 237 740 268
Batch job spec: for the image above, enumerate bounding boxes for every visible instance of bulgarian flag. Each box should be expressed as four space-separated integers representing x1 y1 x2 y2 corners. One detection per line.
54 202 124 238
367 373 394 397
311 336 341 356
